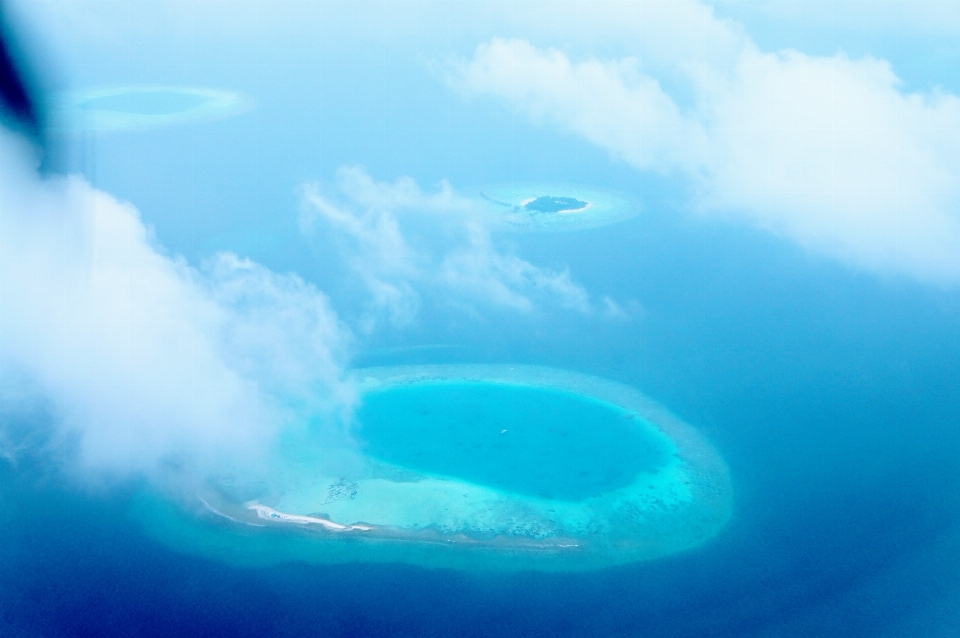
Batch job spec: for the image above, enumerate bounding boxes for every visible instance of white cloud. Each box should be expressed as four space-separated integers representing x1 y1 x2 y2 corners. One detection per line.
438 225 591 314
0 130 353 481
300 166 595 326
453 23 960 284
710 0 960 39
452 39 708 174
705 48 960 280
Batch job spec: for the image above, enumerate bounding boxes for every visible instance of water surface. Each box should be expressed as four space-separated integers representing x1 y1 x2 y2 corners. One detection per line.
357 381 668 501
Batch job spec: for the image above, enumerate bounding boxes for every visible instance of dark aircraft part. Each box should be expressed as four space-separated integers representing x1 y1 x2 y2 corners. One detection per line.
0 2 43 147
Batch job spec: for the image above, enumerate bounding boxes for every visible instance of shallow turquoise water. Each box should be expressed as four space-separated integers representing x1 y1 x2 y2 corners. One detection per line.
357 381 669 501
79 90 208 115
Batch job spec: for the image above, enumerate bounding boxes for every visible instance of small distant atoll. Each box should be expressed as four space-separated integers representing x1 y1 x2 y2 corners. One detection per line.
478 184 638 232
522 196 589 214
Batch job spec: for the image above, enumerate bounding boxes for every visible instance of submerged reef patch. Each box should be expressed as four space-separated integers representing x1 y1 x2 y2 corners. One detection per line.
479 185 638 232
50 86 251 133
132 365 733 571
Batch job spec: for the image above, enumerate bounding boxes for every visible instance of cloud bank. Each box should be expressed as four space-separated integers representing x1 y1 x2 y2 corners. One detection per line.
300 166 598 328
0 130 353 481
452 1 960 284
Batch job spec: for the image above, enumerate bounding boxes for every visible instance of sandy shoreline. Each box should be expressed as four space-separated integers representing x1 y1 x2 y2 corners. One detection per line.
247 503 373 532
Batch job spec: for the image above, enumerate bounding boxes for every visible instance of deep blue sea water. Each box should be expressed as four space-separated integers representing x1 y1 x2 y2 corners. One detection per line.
4 3 960 636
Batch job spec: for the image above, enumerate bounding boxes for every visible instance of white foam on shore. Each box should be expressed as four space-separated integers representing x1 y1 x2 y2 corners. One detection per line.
247 503 372 532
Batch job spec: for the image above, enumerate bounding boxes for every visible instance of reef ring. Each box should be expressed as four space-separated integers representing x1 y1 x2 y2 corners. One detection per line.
136 365 733 572
50 85 252 134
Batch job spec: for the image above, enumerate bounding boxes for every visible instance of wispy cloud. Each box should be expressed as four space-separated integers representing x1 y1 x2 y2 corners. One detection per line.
451 38 708 175
300 166 596 328
451 3 960 284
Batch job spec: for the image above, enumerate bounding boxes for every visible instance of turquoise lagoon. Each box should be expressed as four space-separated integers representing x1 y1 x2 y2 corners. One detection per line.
133 365 732 571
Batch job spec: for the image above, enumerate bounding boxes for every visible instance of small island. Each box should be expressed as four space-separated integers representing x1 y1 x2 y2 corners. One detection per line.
479 185 638 232
522 195 589 214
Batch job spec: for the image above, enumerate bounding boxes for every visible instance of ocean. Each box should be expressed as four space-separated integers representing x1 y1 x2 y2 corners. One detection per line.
3 2 960 636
